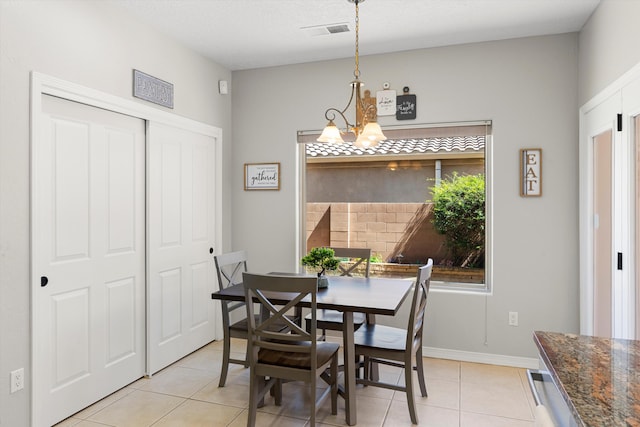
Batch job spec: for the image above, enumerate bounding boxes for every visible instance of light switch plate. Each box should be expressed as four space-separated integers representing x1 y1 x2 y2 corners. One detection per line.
218 80 228 95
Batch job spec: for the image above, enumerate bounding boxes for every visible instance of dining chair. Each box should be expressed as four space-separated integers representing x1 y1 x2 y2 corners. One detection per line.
213 250 293 387
305 247 372 340
354 259 433 424
242 272 339 427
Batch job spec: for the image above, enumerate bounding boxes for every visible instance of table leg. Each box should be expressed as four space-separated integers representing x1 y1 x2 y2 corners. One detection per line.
342 311 357 425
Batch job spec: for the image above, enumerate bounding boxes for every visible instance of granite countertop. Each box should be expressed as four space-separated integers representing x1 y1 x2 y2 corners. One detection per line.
533 331 640 427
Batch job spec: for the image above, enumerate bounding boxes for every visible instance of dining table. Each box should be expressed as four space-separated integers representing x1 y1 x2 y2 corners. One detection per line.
210 274 414 426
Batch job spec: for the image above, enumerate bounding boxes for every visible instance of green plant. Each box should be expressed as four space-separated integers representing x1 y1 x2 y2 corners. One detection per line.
370 253 384 263
429 172 485 267
301 247 340 275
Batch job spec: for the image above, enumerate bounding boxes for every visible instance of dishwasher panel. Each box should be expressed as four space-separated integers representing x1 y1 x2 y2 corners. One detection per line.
527 369 580 427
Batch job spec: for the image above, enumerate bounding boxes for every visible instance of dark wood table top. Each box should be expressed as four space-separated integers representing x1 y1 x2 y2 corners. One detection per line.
211 275 414 316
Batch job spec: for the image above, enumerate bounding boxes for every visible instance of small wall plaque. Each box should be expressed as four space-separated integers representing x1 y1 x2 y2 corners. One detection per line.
376 89 396 116
520 148 542 197
133 69 174 109
244 162 280 191
396 87 416 120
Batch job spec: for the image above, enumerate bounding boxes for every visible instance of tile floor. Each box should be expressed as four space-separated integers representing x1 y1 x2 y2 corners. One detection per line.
54 339 536 426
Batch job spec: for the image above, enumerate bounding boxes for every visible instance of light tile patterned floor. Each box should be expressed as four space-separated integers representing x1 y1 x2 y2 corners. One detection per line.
54 339 536 426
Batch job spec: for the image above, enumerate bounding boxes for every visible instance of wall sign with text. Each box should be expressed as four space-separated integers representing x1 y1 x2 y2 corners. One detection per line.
244 163 280 191
132 69 174 109
376 89 396 116
520 148 542 197
396 93 416 120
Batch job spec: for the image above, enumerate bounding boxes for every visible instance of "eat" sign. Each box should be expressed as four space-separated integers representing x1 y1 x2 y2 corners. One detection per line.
520 149 542 197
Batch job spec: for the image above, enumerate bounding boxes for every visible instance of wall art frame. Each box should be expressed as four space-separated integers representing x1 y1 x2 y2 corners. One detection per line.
520 148 542 197
244 162 280 191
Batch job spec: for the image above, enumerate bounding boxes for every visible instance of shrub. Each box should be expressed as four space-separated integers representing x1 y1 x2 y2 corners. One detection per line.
429 173 485 267
370 253 384 263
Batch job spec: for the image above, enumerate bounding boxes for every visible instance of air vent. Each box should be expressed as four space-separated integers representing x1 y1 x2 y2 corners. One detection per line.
327 24 349 34
300 22 350 37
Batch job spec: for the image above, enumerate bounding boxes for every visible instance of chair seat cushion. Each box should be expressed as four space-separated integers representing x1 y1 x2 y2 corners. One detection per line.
354 324 406 352
258 342 340 369
305 310 366 331
230 315 293 333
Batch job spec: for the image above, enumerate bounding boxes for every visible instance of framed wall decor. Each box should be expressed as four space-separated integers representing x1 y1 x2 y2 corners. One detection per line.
376 89 396 116
396 86 416 120
244 162 280 190
520 148 542 197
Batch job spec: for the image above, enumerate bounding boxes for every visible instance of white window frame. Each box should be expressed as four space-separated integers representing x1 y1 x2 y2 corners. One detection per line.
296 121 493 294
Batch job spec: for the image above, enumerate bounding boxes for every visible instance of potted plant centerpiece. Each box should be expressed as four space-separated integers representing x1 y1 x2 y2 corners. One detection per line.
301 247 340 288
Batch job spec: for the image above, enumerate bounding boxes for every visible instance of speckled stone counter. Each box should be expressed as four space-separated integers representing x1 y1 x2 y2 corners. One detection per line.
533 331 640 427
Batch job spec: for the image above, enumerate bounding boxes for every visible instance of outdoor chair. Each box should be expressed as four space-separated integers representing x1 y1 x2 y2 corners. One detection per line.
242 272 339 427
354 259 433 424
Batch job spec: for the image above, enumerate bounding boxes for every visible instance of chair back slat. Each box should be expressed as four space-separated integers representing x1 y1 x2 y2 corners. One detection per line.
331 247 372 278
243 273 319 368
252 290 306 335
213 251 251 329
406 259 433 351
214 250 248 291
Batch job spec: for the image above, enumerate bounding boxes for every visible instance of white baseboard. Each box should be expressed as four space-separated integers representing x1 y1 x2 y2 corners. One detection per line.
422 346 539 369
324 335 539 369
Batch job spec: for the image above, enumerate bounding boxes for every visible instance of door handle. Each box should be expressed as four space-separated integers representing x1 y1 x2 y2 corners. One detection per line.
41 276 49 287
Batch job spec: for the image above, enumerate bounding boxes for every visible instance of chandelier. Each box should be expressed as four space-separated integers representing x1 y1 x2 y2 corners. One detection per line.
317 0 386 148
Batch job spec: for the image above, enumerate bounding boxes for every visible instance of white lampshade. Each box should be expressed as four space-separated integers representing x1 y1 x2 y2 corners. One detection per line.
354 122 386 148
361 121 386 142
317 121 344 144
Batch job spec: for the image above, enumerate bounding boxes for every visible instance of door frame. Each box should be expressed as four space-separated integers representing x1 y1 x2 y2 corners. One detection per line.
579 61 640 338
30 72 224 421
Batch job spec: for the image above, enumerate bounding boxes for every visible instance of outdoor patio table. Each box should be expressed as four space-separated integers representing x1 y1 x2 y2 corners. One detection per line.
211 274 413 426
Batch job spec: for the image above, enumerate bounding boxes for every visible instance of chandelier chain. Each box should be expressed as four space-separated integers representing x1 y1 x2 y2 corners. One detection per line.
354 0 360 79
317 0 385 146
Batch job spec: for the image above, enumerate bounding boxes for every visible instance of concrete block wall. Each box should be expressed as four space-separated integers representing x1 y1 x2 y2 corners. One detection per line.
306 202 447 263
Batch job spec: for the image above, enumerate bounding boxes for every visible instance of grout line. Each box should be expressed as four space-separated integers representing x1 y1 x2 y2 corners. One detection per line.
56 349 536 427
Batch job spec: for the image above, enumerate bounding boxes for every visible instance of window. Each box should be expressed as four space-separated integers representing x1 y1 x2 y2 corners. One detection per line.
298 121 492 292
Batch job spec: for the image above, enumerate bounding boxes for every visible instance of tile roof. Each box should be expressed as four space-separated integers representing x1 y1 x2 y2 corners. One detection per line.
305 135 485 158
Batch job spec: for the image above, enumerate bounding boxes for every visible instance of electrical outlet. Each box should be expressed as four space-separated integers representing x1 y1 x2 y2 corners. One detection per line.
508 311 519 327
10 368 24 393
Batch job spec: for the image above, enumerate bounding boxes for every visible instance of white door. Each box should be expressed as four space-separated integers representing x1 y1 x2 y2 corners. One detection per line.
581 68 640 339
623 76 640 339
147 121 217 373
34 95 146 426
592 126 614 337
582 92 623 338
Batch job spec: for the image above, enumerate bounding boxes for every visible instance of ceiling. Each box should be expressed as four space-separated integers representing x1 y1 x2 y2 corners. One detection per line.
111 0 601 71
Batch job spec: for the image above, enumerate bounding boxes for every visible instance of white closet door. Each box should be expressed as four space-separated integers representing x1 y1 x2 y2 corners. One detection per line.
34 95 146 427
147 121 217 373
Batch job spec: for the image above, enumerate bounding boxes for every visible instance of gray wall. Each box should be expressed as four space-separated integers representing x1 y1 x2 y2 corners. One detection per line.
232 34 581 361
0 1 232 425
578 0 640 105
233 34 579 357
